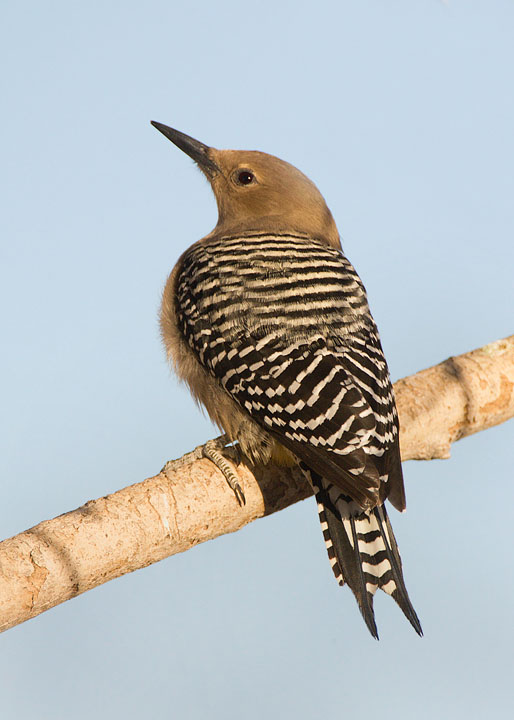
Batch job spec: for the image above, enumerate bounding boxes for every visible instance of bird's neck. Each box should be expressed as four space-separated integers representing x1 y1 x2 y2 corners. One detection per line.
207 216 341 249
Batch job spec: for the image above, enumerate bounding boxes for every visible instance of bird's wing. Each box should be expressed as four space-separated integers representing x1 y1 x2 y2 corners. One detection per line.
175 234 402 509
205 332 386 509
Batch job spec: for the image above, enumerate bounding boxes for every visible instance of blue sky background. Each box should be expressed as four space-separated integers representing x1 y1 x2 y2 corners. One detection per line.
1 1 513 718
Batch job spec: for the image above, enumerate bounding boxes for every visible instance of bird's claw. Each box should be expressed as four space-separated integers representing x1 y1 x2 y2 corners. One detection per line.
203 435 246 506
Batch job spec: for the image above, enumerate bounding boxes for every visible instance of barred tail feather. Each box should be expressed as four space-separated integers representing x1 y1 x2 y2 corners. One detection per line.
305 469 422 638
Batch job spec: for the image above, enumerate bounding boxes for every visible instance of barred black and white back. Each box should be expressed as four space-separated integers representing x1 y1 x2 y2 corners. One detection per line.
175 232 422 637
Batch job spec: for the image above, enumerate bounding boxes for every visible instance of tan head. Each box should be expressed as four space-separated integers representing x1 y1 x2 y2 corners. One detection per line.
151 122 341 249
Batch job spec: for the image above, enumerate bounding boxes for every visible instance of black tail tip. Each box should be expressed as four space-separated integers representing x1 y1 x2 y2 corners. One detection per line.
394 591 424 637
361 606 379 640
361 598 423 639
408 618 423 638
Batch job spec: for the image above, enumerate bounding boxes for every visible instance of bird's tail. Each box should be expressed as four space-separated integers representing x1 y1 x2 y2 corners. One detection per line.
304 469 422 639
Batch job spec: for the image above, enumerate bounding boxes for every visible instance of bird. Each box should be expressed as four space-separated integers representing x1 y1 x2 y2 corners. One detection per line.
151 120 422 639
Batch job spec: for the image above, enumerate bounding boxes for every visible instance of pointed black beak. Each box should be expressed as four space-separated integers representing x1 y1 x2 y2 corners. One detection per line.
151 121 219 177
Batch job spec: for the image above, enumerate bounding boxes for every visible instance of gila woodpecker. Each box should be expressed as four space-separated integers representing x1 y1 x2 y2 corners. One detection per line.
152 121 422 639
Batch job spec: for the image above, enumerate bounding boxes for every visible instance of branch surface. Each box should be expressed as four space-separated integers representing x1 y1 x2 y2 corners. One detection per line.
1 336 513 633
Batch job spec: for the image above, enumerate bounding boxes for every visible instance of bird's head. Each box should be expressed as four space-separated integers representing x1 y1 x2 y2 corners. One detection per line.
151 122 340 249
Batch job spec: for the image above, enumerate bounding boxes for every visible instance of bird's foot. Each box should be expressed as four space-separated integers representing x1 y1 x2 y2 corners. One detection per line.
203 435 246 506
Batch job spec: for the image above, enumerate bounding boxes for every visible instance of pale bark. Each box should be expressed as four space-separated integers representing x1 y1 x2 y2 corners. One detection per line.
0 336 513 633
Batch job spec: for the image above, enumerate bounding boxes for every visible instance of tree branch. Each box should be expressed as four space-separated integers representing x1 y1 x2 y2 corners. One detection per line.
1 336 513 633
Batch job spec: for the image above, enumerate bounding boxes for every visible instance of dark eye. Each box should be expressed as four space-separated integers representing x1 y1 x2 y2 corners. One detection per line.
235 170 255 186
